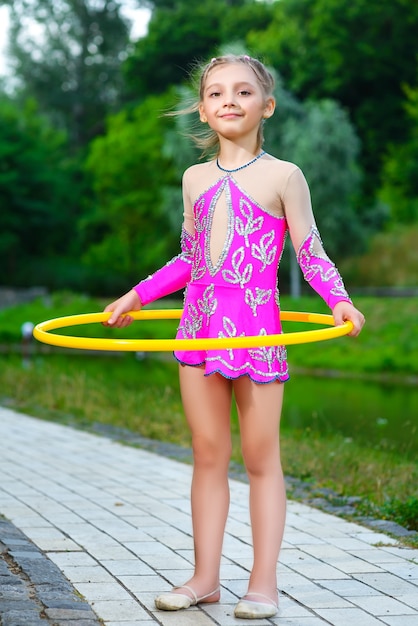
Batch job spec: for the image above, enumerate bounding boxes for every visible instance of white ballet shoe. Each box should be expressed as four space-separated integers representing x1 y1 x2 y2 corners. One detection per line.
154 584 220 611
234 592 278 619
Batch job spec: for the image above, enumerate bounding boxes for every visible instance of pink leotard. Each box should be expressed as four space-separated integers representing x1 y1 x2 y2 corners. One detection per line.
134 153 352 384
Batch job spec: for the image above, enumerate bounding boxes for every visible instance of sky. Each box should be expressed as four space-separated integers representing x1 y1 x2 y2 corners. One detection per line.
0 4 151 77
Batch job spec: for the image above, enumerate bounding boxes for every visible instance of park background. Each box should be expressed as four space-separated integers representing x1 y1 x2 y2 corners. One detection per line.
0 0 417 542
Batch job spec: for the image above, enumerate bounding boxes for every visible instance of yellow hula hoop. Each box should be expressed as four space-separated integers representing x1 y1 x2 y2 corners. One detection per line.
33 310 353 352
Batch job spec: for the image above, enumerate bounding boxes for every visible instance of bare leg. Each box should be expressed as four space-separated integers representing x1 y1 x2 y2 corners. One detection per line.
234 377 286 603
178 365 233 597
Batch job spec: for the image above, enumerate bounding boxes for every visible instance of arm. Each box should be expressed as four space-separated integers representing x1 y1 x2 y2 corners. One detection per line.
296 225 352 310
283 167 365 336
132 226 194 306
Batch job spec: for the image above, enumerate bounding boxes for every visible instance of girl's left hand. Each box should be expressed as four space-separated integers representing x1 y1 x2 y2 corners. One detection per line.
332 301 365 337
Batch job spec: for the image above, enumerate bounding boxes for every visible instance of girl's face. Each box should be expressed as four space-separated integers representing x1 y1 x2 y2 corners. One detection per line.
198 63 275 142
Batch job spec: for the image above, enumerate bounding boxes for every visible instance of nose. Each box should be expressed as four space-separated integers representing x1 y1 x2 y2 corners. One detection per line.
222 91 237 107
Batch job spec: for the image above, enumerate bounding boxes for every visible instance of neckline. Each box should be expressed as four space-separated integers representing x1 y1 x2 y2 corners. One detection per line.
216 150 265 173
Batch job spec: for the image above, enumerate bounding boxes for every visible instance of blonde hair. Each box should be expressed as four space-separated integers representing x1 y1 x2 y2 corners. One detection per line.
177 54 275 157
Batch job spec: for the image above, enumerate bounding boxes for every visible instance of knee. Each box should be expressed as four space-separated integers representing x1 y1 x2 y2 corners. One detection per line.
192 434 232 470
242 439 280 477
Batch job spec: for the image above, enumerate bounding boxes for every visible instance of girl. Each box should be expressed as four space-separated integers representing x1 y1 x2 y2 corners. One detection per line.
104 54 365 620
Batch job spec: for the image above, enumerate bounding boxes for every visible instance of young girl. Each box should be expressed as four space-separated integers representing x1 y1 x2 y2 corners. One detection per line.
104 54 365 620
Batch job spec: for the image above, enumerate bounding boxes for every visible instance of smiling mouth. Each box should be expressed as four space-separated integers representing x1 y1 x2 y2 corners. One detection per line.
220 113 242 119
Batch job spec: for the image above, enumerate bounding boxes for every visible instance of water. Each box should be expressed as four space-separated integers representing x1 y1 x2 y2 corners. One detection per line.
283 373 418 460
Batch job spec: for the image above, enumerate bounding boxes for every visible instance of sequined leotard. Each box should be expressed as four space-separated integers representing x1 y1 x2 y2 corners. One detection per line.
174 171 288 382
134 153 352 384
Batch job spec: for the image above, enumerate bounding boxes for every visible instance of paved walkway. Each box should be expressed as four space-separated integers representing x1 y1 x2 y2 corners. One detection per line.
0 408 417 626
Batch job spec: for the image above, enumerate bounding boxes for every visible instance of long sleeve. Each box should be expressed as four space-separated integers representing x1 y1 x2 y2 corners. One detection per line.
133 227 194 306
296 226 352 309
283 167 352 309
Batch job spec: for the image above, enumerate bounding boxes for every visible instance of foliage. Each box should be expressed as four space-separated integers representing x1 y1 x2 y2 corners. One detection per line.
124 0 274 99
124 0 223 97
379 82 418 224
82 91 180 292
5 0 131 147
0 97 83 286
219 0 274 43
339 225 418 288
1 0 418 294
266 91 363 259
279 427 417 511
249 0 418 201
380 497 418 532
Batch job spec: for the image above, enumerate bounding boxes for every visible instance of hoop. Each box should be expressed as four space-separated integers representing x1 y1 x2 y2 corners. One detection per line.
33 310 353 352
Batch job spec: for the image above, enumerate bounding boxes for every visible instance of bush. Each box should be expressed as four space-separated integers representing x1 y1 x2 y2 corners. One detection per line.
340 225 418 287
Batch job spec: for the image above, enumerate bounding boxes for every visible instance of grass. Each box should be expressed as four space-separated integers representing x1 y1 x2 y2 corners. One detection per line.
2 291 417 376
1 291 417 544
283 295 418 377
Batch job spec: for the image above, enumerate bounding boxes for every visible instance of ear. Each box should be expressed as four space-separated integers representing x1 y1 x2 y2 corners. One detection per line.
198 103 207 123
263 96 275 120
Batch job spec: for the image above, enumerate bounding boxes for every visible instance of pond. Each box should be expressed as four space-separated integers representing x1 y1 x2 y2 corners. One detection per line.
282 372 418 461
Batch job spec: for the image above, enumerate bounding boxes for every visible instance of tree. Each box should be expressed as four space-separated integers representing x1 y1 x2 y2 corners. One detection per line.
5 0 131 148
219 0 274 44
249 0 418 199
82 90 179 292
0 97 82 286
123 0 273 99
135 0 247 9
272 98 362 258
124 0 223 97
379 81 418 224
265 78 363 294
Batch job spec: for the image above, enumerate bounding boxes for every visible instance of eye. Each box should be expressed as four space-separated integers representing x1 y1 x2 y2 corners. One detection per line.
238 90 252 96
209 91 221 97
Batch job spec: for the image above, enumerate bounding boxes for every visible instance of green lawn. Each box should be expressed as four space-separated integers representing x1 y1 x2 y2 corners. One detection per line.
2 292 417 376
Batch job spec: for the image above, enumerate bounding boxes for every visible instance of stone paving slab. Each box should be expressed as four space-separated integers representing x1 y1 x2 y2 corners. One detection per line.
0 407 417 625
0 517 101 625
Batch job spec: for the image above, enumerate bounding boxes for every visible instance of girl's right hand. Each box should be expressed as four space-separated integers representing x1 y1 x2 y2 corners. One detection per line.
103 289 142 328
